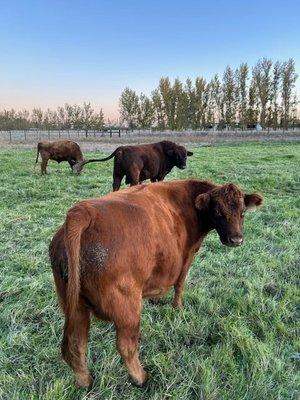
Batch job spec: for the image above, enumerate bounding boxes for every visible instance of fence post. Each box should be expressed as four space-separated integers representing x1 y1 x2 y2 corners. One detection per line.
110 129 112 138
9 131 12 143
24 130 27 141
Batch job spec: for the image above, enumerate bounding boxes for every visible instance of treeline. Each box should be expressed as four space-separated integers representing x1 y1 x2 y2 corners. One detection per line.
1 58 298 133
0 103 105 134
119 58 299 130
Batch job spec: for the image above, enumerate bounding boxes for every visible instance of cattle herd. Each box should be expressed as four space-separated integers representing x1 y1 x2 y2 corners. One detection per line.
35 139 263 388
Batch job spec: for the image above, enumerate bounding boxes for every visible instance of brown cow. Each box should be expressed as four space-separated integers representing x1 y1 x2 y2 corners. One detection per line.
35 140 84 175
49 179 263 387
73 140 193 190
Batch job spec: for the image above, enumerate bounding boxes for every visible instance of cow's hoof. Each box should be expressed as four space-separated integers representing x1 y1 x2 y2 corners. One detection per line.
75 373 93 388
172 301 183 309
132 371 149 387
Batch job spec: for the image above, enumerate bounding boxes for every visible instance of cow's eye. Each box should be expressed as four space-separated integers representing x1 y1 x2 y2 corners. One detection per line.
215 210 221 217
241 211 245 218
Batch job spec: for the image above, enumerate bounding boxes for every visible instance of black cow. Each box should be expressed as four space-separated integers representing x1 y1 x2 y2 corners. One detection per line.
73 141 193 191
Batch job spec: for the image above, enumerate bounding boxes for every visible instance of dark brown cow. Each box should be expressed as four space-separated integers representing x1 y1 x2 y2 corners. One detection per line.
49 179 263 387
35 140 84 175
73 141 193 190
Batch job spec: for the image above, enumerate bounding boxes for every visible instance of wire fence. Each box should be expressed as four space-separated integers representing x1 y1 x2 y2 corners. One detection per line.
1 128 300 144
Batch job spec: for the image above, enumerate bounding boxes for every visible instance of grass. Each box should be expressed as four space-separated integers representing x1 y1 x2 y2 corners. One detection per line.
0 141 299 400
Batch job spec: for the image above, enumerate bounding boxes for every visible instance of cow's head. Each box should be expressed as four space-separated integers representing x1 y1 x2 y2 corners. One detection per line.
195 183 263 246
166 144 193 169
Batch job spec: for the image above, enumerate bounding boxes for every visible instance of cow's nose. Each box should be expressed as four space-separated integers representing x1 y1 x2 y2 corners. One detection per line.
229 237 243 246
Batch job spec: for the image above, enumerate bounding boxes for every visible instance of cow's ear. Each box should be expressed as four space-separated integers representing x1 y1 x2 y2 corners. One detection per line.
187 151 193 156
244 193 263 212
195 193 210 211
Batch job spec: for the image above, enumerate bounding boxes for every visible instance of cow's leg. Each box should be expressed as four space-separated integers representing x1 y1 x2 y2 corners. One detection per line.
68 160 76 170
127 165 140 187
112 173 124 191
41 155 49 175
172 264 191 309
114 296 147 386
61 303 92 388
116 322 147 386
173 282 185 309
157 174 166 182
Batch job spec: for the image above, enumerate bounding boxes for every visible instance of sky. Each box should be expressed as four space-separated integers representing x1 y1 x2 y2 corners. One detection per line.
0 0 299 120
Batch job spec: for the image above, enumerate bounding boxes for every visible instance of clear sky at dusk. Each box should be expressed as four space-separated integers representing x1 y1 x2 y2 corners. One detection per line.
0 0 299 120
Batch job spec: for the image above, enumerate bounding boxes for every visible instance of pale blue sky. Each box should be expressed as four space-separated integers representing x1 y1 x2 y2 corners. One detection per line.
0 0 299 119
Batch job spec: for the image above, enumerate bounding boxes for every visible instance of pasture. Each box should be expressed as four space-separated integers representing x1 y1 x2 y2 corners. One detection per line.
0 141 299 400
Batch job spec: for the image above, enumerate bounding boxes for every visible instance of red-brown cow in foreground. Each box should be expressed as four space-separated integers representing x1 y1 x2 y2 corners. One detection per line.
73 141 193 190
49 179 263 387
35 140 84 175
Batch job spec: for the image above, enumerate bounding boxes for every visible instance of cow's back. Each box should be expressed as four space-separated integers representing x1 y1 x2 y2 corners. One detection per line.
80 183 186 267
52 181 199 302
41 140 82 160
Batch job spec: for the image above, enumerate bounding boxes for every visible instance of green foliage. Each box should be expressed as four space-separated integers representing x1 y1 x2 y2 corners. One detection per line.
252 58 273 126
121 58 298 130
0 142 299 399
281 59 298 129
137 93 155 129
0 103 105 132
0 58 298 132
119 87 140 130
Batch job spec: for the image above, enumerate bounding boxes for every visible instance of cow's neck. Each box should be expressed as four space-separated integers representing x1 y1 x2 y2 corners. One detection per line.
172 180 216 247
163 157 174 173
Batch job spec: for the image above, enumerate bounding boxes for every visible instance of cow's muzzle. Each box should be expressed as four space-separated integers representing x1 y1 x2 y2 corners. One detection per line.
219 234 243 247
226 236 243 247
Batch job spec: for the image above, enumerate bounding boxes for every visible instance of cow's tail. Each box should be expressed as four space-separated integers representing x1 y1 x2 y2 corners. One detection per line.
80 147 121 168
34 143 41 168
64 206 91 320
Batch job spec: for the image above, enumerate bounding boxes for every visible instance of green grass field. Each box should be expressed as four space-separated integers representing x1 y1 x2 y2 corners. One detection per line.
0 142 299 400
